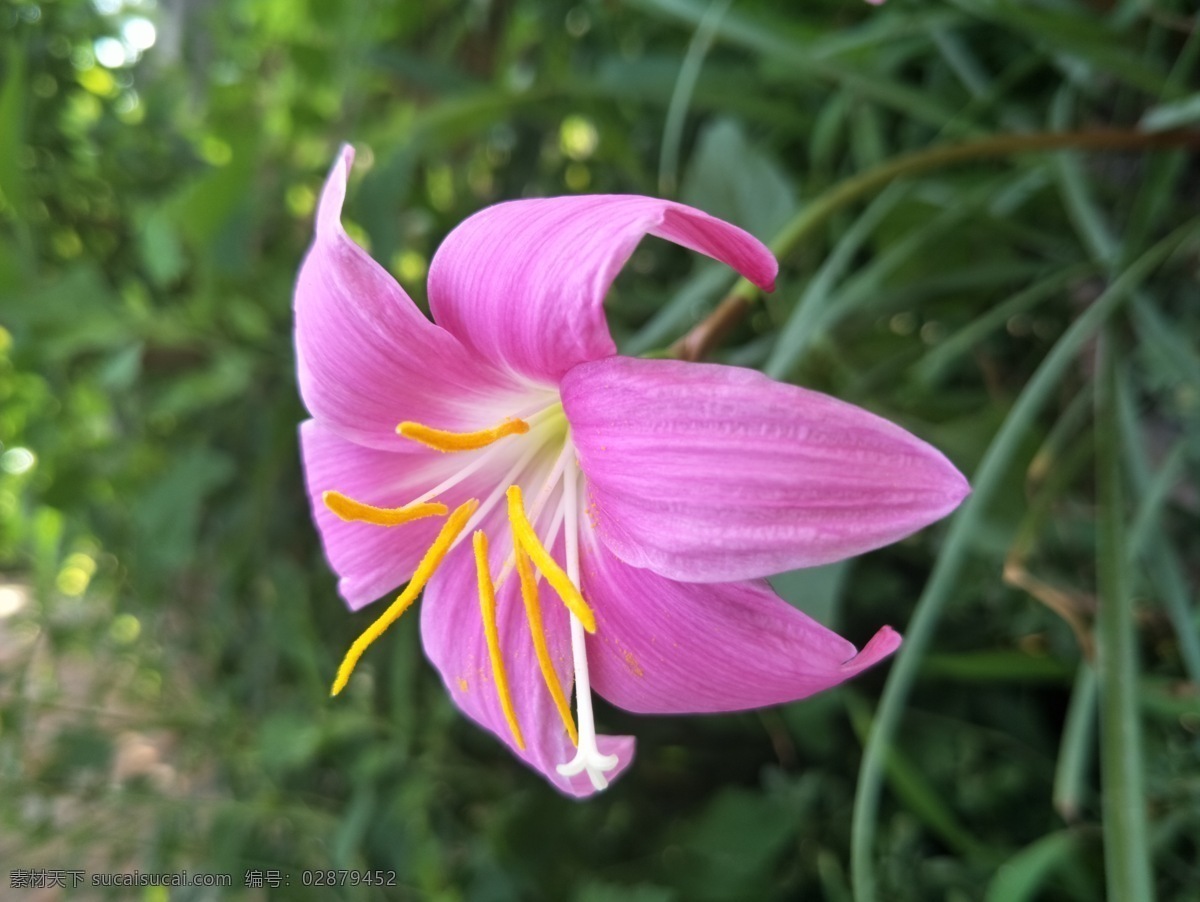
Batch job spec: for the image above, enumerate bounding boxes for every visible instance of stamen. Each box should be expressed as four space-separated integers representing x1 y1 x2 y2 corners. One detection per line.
398 417 529 452
506 485 596 633
330 499 479 697
514 539 578 745
497 493 565 593
323 491 447 526
473 531 526 750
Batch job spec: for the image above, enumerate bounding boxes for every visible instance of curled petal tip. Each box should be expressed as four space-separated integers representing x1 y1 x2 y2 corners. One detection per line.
314 145 355 237
581 541 906 715
842 626 903 674
332 143 355 177
429 195 779 381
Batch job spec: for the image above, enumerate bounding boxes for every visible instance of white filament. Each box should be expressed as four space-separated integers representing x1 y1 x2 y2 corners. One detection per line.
448 441 541 555
408 399 564 508
494 438 573 590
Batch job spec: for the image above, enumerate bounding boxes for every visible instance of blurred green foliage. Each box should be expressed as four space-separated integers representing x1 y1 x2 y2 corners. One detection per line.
1 0 1198 899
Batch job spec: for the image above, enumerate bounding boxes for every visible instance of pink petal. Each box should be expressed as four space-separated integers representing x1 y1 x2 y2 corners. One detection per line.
580 529 900 713
420 541 635 797
300 419 504 610
562 356 970 582
295 146 534 450
427 195 778 383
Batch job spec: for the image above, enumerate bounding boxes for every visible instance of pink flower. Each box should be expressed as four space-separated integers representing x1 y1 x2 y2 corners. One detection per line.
296 146 969 797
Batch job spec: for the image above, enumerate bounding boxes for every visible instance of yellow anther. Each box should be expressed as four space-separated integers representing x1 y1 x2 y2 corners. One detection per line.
506 485 596 634
330 498 479 697
474 531 526 750
323 490 447 526
514 539 578 745
397 417 529 452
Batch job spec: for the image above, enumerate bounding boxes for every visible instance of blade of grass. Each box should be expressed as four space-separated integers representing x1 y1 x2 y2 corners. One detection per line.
629 0 969 129
797 188 1022 369
1049 114 1116 263
984 829 1083 902
628 0 965 67
947 0 1171 96
919 651 1072 685
1114 372 1200 686
1126 440 1186 562
1129 297 1200 389
849 220 1200 902
763 181 909 379
1051 91 1200 685
623 264 735 357
845 693 991 863
657 0 731 197
869 260 1047 310
1002 384 1098 656
930 26 991 100
912 263 1094 386
1052 664 1097 824
1094 334 1155 902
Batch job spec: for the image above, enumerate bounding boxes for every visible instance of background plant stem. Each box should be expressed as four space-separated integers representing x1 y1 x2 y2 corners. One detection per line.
1095 332 1156 902
670 128 1200 362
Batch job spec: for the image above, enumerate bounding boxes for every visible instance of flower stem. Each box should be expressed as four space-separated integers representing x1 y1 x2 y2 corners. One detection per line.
670 128 1200 362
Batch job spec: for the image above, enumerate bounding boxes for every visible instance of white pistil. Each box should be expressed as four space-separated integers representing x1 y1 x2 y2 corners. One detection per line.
555 443 618 791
